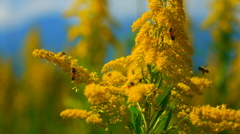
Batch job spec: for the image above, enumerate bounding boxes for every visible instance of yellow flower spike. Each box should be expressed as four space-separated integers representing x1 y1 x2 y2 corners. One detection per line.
187 104 240 132
128 0 193 84
32 49 96 85
60 109 103 125
102 56 130 73
60 109 88 119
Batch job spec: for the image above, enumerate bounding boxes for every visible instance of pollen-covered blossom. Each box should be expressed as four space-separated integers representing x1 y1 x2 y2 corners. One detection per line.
188 104 240 132
32 49 97 85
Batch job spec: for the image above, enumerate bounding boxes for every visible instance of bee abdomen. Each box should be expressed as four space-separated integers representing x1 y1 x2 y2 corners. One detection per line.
71 68 76 80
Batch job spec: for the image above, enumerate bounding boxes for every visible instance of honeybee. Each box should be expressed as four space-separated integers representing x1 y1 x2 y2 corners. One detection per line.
198 66 209 74
71 68 76 80
57 52 65 57
127 82 135 88
107 72 112 76
169 28 175 40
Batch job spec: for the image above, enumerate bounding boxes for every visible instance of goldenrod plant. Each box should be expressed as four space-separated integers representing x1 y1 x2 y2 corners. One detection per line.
33 0 240 133
202 0 240 106
65 0 122 70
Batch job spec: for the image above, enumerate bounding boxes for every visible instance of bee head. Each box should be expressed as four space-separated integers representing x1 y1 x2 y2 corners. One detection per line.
72 68 76 73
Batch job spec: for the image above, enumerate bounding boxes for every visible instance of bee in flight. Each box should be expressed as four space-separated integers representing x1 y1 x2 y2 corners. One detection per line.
71 68 76 80
198 66 209 74
169 28 175 40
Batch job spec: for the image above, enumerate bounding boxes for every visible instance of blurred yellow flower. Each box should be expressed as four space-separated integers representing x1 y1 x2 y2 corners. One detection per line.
189 104 240 132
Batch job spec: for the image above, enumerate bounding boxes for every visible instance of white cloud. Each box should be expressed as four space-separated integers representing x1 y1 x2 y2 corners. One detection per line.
0 1 13 29
0 0 73 30
109 0 148 19
185 0 209 20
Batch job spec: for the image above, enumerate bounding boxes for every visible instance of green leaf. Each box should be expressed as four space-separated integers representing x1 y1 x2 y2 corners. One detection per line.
151 71 159 83
135 114 143 134
153 114 167 134
128 104 140 133
161 110 172 133
156 75 162 89
128 105 139 114
153 72 160 84
149 86 173 130
127 122 136 134
147 64 152 74
152 66 157 73
153 106 174 133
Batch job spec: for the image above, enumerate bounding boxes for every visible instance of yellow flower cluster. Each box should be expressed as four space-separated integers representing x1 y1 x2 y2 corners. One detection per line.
190 77 212 90
101 55 138 73
188 104 240 132
84 83 112 105
125 83 160 103
102 0 194 93
100 71 128 88
60 109 102 124
32 49 98 85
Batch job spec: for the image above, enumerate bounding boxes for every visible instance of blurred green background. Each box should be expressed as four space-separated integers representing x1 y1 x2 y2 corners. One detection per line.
0 0 239 133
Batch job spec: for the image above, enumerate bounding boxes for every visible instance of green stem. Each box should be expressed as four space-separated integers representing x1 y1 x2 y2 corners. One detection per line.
137 102 148 133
